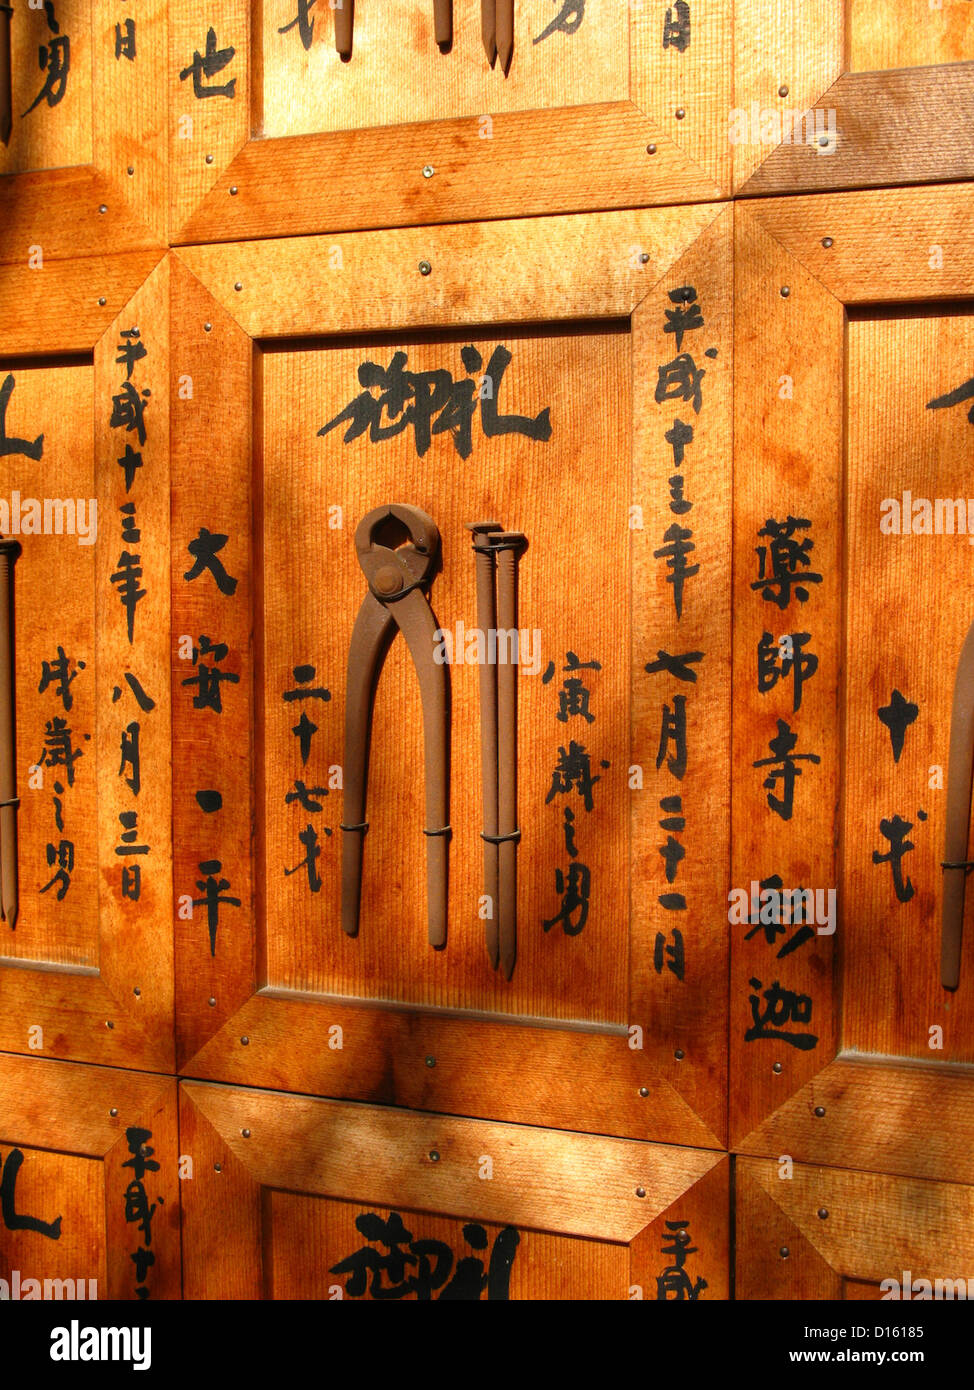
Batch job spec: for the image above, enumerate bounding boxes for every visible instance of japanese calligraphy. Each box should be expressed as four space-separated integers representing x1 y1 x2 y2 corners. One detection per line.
122 1128 163 1299
752 718 820 821
330 1210 519 1301
179 28 236 99
745 976 818 1050
0 375 44 460
542 653 606 935
319 346 552 461
877 689 918 764
927 375 974 425
752 516 822 609
533 1 585 44
0 1148 62 1239
662 1 690 52
656 1220 706 1300
23 2 70 118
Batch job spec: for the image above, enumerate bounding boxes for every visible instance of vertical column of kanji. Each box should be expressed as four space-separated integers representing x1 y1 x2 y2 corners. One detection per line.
103 1079 181 1300
94 0 170 243
730 207 844 1147
170 259 254 1071
94 258 173 1071
169 0 249 244
631 207 732 1146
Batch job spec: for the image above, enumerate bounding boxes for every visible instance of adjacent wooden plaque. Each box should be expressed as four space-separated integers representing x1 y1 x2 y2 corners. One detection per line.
732 182 974 1182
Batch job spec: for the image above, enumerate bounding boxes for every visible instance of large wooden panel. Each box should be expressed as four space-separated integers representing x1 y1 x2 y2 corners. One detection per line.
173 208 732 1147
732 185 974 1182
0 1053 179 1301
261 325 629 1023
180 1079 729 1300
0 257 173 1072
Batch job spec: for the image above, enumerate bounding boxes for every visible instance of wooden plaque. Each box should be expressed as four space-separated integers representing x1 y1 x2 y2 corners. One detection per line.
173 205 732 1147
0 252 172 1072
732 183 974 1183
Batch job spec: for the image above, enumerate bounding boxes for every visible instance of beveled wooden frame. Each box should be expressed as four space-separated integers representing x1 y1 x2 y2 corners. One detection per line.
169 0 733 246
0 1053 179 1300
180 1078 729 1299
732 184 974 1184
171 205 733 1149
734 5 974 195
737 1156 974 1299
0 0 169 264
0 250 173 1072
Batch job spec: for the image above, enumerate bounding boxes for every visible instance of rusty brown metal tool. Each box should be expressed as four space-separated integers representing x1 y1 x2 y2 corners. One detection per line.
942 616 974 989
468 522 503 968
0 4 13 147
434 0 452 46
495 0 513 71
481 0 495 64
341 504 450 948
491 531 527 978
334 0 353 57
0 537 21 927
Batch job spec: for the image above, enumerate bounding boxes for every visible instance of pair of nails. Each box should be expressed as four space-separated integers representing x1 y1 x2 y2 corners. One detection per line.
468 523 527 979
482 0 514 71
334 5 464 57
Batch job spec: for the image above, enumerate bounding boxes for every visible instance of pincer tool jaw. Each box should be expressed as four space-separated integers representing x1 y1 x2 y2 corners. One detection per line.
355 504 440 601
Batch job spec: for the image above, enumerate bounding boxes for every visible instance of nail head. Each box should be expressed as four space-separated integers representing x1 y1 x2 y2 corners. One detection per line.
241 1128 251 1138
110 1108 118 1117
208 996 216 1006
234 281 243 292
422 164 435 178
778 85 789 97
240 1035 250 1045
780 286 791 298
773 1061 783 1073
425 1055 436 1067
675 108 685 119
418 260 432 276
98 297 106 306
98 204 108 214
638 1086 649 1097
817 1207 829 1220
779 1246 790 1258
635 1187 646 1198
204 323 212 333
229 186 238 196
646 143 657 155
814 1105 825 1117
821 236 833 248
429 1150 440 1162
674 1048 685 1060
